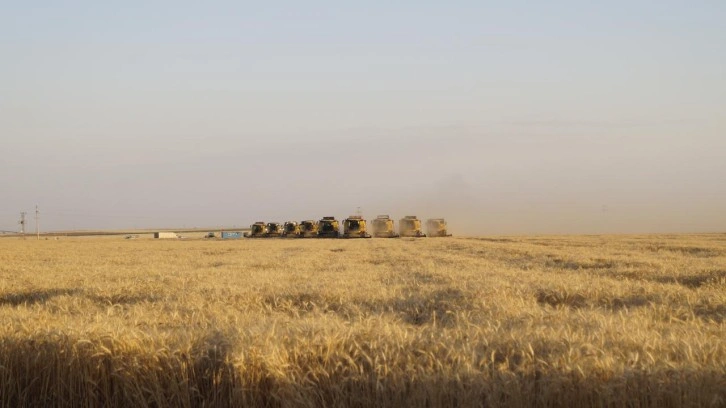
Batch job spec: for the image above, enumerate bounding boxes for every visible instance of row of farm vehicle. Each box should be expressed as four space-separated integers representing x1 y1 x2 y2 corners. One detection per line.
243 215 452 239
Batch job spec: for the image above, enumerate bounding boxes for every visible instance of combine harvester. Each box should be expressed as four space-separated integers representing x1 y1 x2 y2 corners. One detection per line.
281 221 301 238
245 222 268 238
299 220 319 238
244 215 448 239
342 215 371 238
426 218 452 237
371 215 399 238
266 222 283 237
399 215 426 237
317 216 340 238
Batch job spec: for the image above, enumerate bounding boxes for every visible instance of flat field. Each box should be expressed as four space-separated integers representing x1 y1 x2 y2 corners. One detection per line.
0 234 724 407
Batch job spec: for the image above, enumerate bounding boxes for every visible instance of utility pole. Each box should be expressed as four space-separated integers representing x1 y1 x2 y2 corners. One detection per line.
35 205 39 240
19 212 26 238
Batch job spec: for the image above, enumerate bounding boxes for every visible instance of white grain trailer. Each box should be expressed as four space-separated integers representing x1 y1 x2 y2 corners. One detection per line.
153 232 178 239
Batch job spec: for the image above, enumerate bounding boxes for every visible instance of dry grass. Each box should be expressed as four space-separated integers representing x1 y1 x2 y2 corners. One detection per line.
0 234 724 407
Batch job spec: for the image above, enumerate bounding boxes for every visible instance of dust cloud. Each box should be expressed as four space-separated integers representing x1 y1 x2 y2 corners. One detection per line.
2 125 724 234
232 126 725 235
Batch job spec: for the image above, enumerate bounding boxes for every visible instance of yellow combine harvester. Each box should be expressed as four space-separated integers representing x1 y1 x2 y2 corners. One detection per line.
282 221 301 237
245 222 268 238
245 215 446 239
426 218 452 237
399 215 426 237
299 220 318 238
317 216 340 238
342 215 371 238
266 222 283 237
371 215 399 238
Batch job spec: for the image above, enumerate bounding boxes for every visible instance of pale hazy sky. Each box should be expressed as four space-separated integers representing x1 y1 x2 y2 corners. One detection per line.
1 1 725 234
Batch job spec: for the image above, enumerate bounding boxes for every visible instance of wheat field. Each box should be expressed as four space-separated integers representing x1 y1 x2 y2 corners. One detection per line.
0 234 724 407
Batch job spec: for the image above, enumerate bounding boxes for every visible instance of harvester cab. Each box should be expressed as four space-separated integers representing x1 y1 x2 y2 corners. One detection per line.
299 220 319 238
426 218 452 237
266 222 283 237
371 215 399 238
282 221 301 237
246 222 268 238
399 216 426 237
342 215 371 238
317 216 340 238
